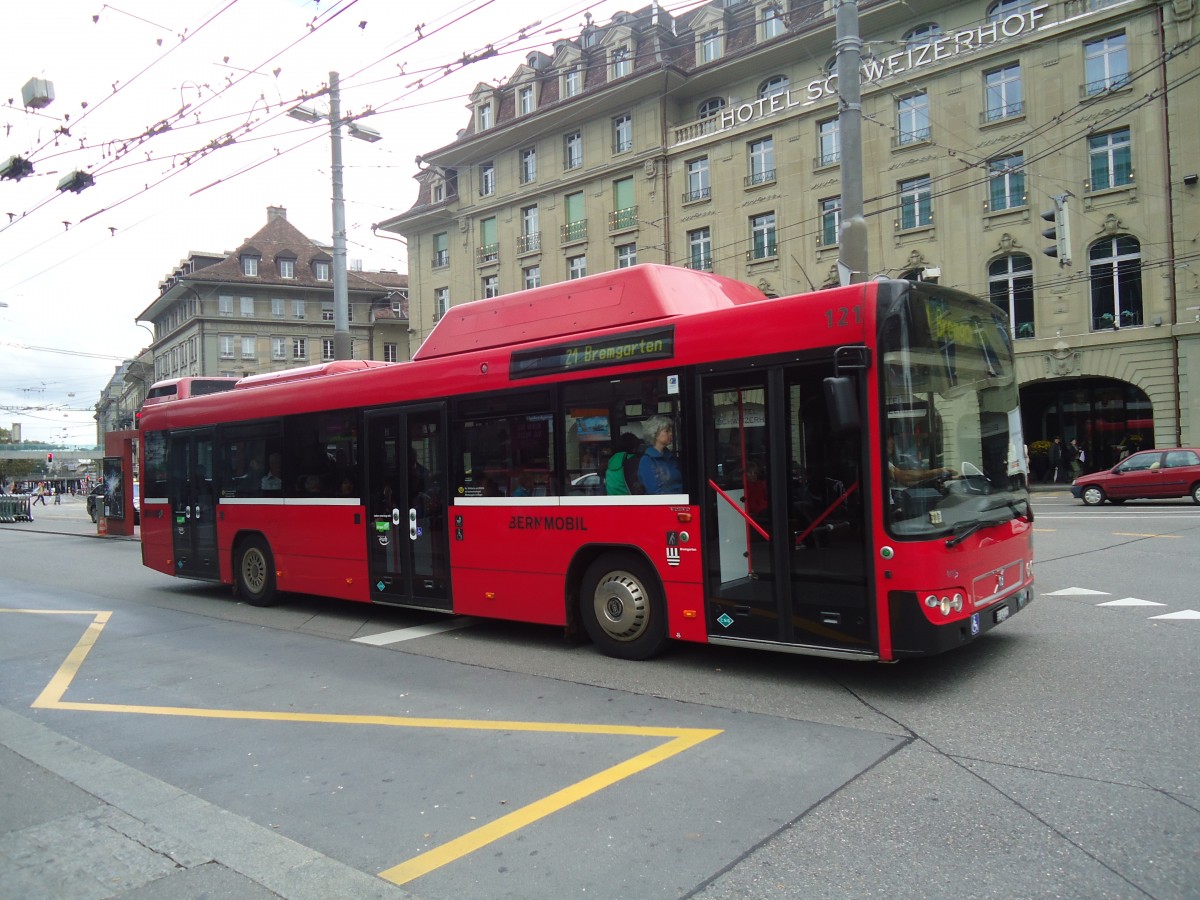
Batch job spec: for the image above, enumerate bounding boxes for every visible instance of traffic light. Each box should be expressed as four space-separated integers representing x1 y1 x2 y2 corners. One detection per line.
46 452 53 464
1041 193 1072 266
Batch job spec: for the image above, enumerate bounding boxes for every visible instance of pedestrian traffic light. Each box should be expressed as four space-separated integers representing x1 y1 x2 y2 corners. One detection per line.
46 452 53 463
1041 193 1072 266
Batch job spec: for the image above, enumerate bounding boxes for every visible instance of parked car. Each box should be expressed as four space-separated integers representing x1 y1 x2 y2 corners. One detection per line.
85 481 140 524
1071 448 1200 505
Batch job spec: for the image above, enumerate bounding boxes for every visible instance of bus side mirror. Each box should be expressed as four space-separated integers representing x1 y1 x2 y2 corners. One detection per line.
824 376 860 436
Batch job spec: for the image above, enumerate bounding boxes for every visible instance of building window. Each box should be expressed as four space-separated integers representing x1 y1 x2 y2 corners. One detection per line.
750 212 777 260
699 28 721 63
292 338 306 360
322 303 334 322
563 66 582 98
616 243 637 268
271 298 285 318
896 92 930 145
479 161 495 197
518 85 535 115
272 337 287 360
568 255 587 280
1090 236 1142 330
988 154 1025 211
747 137 775 187
433 232 449 268
240 296 254 318
279 258 295 279
292 299 305 319
819 197 841 246
520 146 537 184
613 113 633 154
687 227 712 270
482 274 499 299
563 191 586 243
685 157 710 203
1085 33 1129 95
314 261 330 281
319 338 333 362
241 336 256 359
697 97 725 119
898 176 933 229
220 335 235 359
611 46 631 79
818 118 840 166
384 342 398 363
610 176 637 230
219 295 233 317
904 23 941 48
519 206 540 254
761 4 786 40
988 0 1035 21
478 102 493 131
989 254 1034 338
431 176 446 203
434 287 449 319
241 255 259 276
523 265 541 290
758 75 788 99
984 63 1023 121
479 217 499 263
564 131 583 170
1088 128 1132 190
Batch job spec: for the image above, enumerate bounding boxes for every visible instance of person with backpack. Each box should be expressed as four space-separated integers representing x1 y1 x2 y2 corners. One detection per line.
605 432 643 495
639 415 683 494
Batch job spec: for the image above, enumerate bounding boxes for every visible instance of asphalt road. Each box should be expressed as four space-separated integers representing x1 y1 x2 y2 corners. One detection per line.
1 491 1197 898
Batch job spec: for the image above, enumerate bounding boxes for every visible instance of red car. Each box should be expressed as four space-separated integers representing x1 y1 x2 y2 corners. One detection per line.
1072 448 1200 505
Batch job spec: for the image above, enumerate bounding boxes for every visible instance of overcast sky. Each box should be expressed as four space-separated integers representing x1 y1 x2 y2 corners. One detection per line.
0 0 644 443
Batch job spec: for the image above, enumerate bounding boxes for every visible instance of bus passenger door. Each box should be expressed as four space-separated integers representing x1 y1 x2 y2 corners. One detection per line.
702 366 872 653
365 406 451 610
169 430 219 579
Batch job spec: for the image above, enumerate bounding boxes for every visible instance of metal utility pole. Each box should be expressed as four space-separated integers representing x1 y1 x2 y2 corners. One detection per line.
329 71 351 361
835 0 867 285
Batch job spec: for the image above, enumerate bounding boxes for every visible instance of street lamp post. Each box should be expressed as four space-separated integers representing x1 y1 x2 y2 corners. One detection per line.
290 71 381 361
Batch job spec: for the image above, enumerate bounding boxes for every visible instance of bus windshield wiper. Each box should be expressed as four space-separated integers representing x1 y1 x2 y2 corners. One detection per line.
945 514 1012 548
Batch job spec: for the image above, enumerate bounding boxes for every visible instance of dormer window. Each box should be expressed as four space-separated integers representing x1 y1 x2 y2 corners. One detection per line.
478 102 493 131
278 258 295 279
761 4 786 41
611 46 632 80
313 260 330 281
241 255 259 276
563 66 582 98
518 85 535 115
698 28 722 64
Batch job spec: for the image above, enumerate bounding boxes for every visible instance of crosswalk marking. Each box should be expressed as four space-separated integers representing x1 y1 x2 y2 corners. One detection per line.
353 618 477 646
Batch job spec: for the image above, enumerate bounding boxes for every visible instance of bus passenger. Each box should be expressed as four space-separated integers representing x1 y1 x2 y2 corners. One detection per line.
261 453 283 491
639 416 683 494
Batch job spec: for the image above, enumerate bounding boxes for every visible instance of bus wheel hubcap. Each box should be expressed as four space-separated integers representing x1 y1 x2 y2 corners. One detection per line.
593 571 647 641
243 552 265 591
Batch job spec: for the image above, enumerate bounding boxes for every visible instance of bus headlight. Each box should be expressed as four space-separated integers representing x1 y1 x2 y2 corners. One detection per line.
924 592 965 617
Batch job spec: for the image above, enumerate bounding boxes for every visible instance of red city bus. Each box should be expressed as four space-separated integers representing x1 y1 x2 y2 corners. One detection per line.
139 265 1033 661
136 376 240 427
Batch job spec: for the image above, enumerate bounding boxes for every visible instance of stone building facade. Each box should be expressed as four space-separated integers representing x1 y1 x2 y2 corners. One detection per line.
382 0 1200 471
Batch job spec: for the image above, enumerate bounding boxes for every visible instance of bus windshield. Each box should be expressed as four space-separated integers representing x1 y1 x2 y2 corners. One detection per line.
880 284 1029 540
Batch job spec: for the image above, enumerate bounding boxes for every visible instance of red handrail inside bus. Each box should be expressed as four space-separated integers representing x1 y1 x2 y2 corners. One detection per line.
708 479 771 540
794 481 860 546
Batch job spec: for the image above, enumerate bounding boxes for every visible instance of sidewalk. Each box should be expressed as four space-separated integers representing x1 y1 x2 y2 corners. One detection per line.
0 493 138 540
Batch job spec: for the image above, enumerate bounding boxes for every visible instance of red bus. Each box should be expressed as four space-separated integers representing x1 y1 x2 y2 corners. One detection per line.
136 376 240 427
139 265 1033 661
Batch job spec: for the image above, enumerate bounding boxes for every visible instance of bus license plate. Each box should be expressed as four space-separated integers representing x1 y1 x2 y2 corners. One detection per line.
993 604 1011 624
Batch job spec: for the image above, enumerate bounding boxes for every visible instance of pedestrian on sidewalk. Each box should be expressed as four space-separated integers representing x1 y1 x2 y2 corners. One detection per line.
1048 437 1063 483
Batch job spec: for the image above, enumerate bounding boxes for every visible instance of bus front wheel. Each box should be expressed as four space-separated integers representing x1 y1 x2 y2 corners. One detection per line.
236 536 277 607
580 553 667 660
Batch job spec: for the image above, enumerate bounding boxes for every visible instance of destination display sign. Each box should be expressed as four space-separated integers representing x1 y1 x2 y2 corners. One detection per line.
510 326 675 379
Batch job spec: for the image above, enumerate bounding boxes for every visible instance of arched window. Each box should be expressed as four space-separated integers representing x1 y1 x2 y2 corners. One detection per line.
988 254 1034 338
988 0 1034 22
1090 236 1142 330
903 23 941 48
697 97 726 119
758 74 789 99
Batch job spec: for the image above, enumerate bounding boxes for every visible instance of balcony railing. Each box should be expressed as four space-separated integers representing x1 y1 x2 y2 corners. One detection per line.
682 187 711 204
981 101 1024 124
517 232 541 254
746 242 778 261
744 169 776 188
432 250 449 269
608 206 638 232
476 243 499 265
893 127 932 148
561 221 587 244
686 255 713 271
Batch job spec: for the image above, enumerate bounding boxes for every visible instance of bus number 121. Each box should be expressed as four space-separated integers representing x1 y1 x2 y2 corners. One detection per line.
825 306 862 328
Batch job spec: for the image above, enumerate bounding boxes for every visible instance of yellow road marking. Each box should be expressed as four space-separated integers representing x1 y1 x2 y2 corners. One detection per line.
3 609 722 886
1112 532 1182 539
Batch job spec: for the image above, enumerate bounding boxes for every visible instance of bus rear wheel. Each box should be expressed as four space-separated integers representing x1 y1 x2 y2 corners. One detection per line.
580 552 667 660
236 536 277 607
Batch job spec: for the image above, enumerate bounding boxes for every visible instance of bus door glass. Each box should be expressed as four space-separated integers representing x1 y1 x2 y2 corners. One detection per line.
702 366 872 652
168 430 218 579
365 406 450 610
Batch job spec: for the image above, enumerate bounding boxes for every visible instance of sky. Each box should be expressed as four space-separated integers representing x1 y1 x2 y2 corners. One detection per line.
0 0 647 444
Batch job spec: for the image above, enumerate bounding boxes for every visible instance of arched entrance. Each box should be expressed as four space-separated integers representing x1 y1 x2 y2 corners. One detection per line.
1021 378 1153 481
